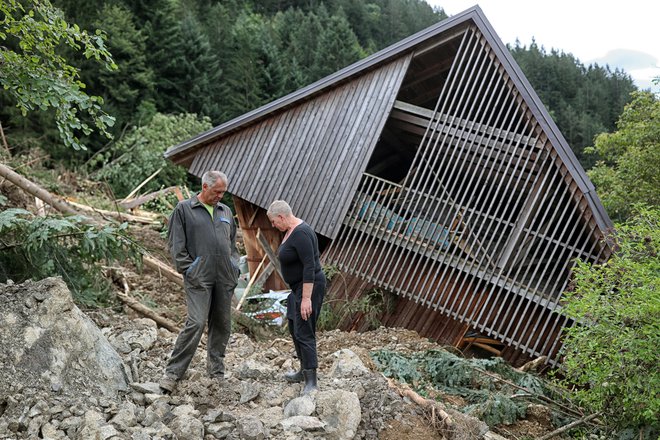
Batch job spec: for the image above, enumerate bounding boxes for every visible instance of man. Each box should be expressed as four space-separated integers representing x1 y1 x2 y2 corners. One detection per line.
159 170 240 393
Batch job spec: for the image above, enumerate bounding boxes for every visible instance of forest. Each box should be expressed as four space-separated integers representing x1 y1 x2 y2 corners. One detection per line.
0 0 638 179
0 0 658 438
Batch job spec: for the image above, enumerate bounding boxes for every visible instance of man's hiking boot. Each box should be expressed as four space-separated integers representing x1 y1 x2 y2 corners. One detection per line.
159 374 178 394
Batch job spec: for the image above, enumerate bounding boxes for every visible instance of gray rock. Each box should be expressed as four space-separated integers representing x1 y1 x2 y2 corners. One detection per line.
316 390 361 440
239 381 261 404
328 349 370 378
170 413 204 439
206 421 234 438
280 416 326 432
203 408 238 424
130 381 162 394
110 401 138 430
75 409 105 440
237 359 276 380
283 395 315 417
236 416 266 440
0 278 128 399
257 406 285 429
41 421 67 440
107 318 158 354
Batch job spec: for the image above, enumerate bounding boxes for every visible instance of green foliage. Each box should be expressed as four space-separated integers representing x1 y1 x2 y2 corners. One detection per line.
0 209 142 306
310 6 365 79
321 263 340 282
90 113 212 197
369 350 423 384
510 42 636 168
90 3 155 133
371 348 550 427
0 0 116 150
586 91 660 221
559 206 660 433
464 394 526 427
317 287 395 331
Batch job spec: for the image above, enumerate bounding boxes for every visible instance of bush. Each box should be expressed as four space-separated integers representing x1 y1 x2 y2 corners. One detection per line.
0 208 142 306
559 206 660 434
90 113 212 198
587 91 660 221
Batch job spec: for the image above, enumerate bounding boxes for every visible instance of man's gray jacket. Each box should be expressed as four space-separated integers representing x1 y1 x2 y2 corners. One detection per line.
168 195 240 288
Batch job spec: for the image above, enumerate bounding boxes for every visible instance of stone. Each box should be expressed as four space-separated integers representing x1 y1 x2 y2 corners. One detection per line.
316 390 361 440
328 349 370 378
170 413 204 439
280 416 326 432
0 278 128 399
107 318 158 354
283 395 315 418
236 416 266 440
239 381 261 404
206 421 234 438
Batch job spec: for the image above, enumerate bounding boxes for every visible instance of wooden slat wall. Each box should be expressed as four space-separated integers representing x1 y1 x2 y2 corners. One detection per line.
189 55 412 239
322 27 610 365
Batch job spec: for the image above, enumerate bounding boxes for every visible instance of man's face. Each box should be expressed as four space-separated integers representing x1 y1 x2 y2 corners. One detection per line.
201 179 227 205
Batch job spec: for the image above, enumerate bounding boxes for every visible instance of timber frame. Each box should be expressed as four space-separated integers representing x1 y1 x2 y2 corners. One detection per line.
165 7 612 365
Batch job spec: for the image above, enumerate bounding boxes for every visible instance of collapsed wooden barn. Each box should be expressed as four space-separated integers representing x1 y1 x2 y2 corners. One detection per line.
164 6 612 366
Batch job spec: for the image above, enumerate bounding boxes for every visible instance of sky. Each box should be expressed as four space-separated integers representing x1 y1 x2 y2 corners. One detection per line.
426 0 660 92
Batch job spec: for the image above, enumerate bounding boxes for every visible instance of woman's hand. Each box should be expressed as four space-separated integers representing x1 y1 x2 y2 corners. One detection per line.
300 297 312 321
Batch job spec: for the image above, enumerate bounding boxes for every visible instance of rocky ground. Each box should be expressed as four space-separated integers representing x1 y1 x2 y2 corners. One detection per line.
0 186 566 440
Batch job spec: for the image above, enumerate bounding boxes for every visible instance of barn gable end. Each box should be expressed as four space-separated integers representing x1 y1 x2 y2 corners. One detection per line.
165 7 612 365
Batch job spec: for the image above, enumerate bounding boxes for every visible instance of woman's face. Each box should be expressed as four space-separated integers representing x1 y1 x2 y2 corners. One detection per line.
269 214 287 232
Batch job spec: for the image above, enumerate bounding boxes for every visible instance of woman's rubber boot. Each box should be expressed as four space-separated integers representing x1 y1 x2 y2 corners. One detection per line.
285 341 304 383
284 367 304 383
302 369 318 395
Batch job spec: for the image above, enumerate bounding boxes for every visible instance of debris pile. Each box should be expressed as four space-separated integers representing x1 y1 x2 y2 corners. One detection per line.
0 277 499 439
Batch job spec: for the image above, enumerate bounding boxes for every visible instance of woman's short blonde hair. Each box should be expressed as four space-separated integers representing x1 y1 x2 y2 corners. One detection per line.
267 200 293 218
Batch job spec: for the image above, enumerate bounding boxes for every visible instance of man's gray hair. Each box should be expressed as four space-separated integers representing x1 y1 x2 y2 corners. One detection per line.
267 200 293 218
201 170 228 187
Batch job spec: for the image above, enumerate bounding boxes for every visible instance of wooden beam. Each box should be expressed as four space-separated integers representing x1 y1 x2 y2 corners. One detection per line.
392 100 535 149
236 254 267 311
256 228 283 280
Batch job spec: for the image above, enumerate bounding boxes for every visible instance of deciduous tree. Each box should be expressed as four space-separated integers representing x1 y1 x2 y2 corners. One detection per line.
0 0 116 150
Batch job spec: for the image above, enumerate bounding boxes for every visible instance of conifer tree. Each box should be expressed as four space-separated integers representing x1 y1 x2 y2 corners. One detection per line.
311 7 365 80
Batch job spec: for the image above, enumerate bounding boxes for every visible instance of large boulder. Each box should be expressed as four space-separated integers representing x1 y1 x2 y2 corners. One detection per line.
0 277 128 398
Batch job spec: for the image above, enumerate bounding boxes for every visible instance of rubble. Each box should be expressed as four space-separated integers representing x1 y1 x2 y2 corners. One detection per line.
0 276 564 439
0 277 452 439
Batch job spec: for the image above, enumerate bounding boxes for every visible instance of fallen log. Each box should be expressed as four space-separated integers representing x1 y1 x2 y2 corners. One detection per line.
516 355 547 373
0 163 184 288
536 412 601 440
107 268 181 333
236 254 267 311
66 199 160 224
143 255 183 287
117 291 180 333
385 377 453 431
0 163 81 217
118 186 181 210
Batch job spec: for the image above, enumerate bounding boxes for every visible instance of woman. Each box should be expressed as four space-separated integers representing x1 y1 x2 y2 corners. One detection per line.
267 200 325 395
